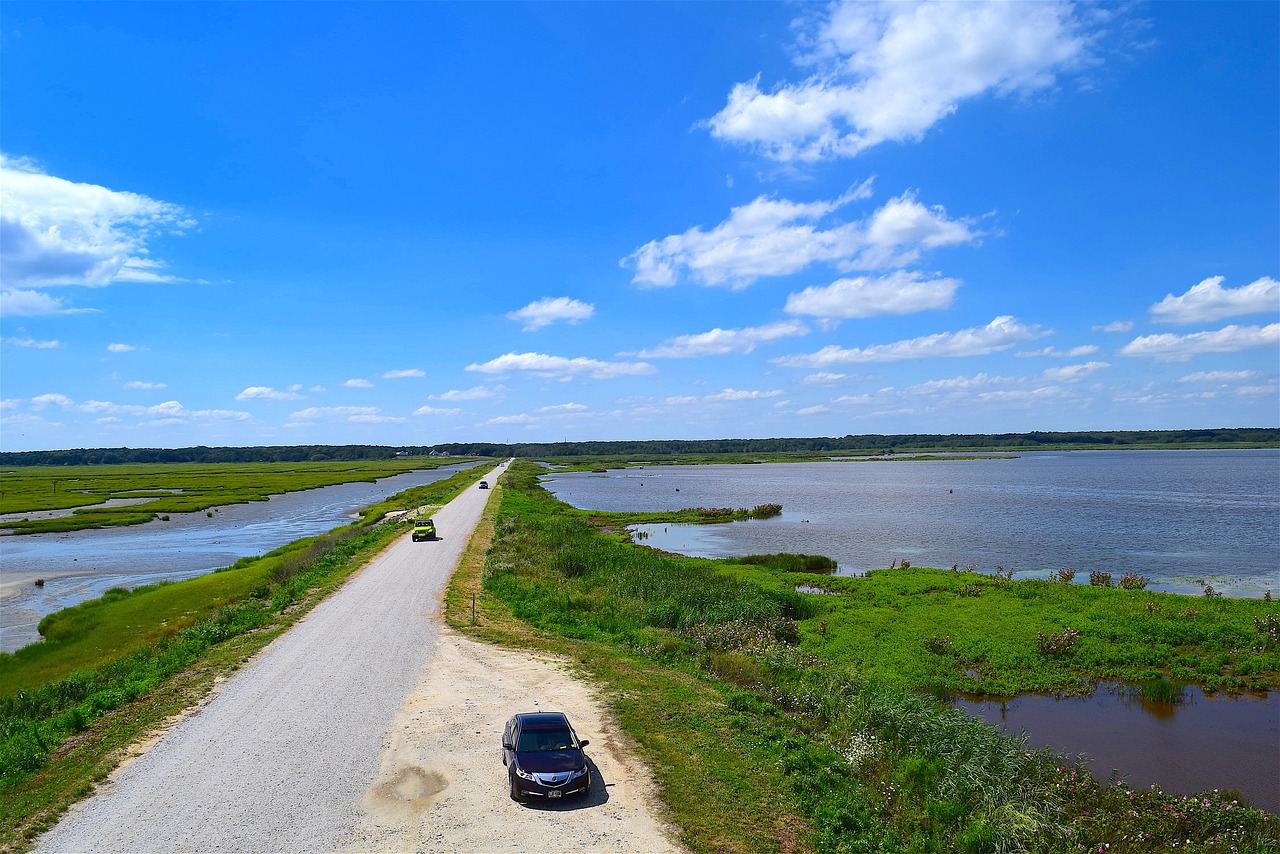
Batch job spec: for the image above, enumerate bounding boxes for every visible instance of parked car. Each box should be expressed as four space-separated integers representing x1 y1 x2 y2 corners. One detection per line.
411 519 437 541
478 480 489 489
502 712 591 802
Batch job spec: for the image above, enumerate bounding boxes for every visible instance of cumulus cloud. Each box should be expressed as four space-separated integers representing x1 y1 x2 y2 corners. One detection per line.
29 393 248 421
0 288 94 317
466 352 656 380
705 388 784 401
3 336 60 348
413 404 462 416
1149 276 1280 324
622 185 979 288
538 402 589 413
1093 320 1134 333
1119 323 1280 361
124 380 167 390
773 315 1045 367
1178 370 1260 383
486 413 536 425
382 368 425 379
343 378 373 388
1017 344 1099 358
431 385 504 401
0 153 193 288
107 343 138 353
631 320 808 358
785 270 960 320
1042 361 1109 381
704 1 1096 162
289 406 383 421
506 297 595 331
803 372 848 384
236 386 304 401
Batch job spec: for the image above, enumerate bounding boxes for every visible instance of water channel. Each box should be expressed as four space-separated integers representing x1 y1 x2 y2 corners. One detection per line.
0 463 478 652
540 450 1280 808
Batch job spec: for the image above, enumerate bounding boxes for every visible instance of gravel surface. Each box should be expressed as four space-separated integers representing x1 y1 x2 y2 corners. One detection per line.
35 463 684 854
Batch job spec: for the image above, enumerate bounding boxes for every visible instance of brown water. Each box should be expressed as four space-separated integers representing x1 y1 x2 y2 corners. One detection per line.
955 685 1279 812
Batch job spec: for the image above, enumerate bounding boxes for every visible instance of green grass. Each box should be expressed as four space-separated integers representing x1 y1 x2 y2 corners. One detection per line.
0 464 492 850
456 460 1280 853
0 458 475 534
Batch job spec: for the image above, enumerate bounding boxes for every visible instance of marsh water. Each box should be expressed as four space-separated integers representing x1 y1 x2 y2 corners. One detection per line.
542 450 1280 596
0 464 476 652
541 449 1280 807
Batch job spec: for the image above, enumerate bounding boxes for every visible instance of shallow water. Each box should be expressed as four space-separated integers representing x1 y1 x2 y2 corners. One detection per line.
956 686 1279 812
545 450 1280 596
0 464 476 652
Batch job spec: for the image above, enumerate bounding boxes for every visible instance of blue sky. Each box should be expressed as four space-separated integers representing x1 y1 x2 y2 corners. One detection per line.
1 1 1276 452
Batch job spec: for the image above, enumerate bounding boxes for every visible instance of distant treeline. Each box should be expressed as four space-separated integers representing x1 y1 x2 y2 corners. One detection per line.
2 428 1276 466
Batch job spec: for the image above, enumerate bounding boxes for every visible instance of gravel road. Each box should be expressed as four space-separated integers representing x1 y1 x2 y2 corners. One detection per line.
36 462 683 854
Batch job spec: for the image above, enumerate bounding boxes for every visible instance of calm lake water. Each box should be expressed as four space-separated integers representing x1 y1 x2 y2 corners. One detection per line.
0 464 477 652
542 450 1280 596
542 449 1280 807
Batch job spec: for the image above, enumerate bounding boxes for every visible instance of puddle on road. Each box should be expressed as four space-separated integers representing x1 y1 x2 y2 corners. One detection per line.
955 684 1278 812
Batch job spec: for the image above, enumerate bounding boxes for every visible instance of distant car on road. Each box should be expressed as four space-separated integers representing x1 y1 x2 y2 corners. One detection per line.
411 519 437 541
478 480 489 489
502 712 591 802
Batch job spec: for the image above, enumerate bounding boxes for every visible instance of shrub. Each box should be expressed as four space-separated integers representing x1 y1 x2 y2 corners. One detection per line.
1035 628 1080 657
1089 570 1113 588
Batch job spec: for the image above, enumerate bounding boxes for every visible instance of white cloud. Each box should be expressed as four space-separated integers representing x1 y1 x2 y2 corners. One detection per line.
774 315 1046 367
1017 344 1099 358
1119 323 1280 361
3 336 60 348
349 413 405 423
785 270 960 320
1093 320 1134 333
538 402 589 413
124 380 167 390
1042 361 1109 381
631 320 808 358
796 405 830 415
1178 370 1260 383
31 393 75 409
0 289 95 317
236 386 304 401
506 297 595 331
289 406 382 421
705 388 784 401
30 393 249 422
622 185 979 288
466 352 656 380
802 372 848 384
0 153 191 287
343 378 373 388
486 413 536 425
382 368 425 379
107 343 138 353
705 1 1095 163
413 404 462 416
432 385 504 401
1149 276 1280 324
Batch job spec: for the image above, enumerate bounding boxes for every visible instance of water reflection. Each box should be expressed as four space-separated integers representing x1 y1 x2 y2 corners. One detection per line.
955 685 1278 811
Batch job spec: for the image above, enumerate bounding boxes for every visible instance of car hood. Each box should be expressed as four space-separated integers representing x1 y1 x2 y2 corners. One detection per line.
514 750 585 774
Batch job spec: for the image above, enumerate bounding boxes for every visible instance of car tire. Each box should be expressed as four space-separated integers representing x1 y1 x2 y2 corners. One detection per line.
509 775 522 802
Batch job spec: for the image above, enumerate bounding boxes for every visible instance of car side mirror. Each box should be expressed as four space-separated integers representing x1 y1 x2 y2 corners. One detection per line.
578 739 590 748
502 741 514 750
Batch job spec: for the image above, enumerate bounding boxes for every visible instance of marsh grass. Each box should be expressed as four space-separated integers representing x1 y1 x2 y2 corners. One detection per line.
471 461 1280 853
0 465 490 849
0 459 466 535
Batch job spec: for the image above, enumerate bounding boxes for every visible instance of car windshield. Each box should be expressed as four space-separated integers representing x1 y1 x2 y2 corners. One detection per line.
517 727 575 752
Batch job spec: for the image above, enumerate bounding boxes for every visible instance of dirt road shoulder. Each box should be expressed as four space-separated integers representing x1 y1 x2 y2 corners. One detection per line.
340 627 686 853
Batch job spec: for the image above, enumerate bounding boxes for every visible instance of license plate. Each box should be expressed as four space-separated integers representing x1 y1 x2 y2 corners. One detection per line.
547 790 562 798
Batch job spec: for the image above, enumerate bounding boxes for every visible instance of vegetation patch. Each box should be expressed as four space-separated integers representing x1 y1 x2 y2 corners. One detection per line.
454 460 1279 853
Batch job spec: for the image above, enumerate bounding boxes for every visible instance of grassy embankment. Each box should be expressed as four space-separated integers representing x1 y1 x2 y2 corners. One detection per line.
0 458 472 535
445 460 1279 853
0 462 495 851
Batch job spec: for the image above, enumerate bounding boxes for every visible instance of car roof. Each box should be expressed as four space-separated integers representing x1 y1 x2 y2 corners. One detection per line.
514 712 570 730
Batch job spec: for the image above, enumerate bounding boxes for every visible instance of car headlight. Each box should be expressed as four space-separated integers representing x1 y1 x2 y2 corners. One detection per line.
514 766 537 780
568 767 587 778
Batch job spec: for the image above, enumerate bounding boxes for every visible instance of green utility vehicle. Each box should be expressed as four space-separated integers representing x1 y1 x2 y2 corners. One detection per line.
411 518 437 541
